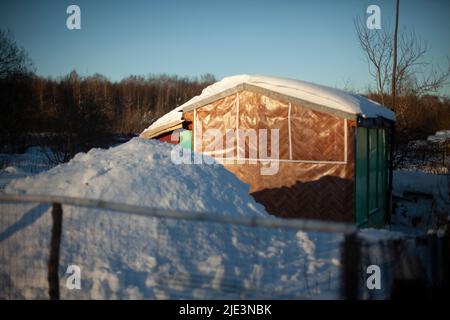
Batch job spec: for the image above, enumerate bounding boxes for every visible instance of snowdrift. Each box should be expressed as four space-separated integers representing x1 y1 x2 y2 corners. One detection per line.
4 139 268 217
0 139 343 299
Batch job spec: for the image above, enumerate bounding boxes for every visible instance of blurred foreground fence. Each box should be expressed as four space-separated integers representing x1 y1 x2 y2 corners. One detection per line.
0 194 448 299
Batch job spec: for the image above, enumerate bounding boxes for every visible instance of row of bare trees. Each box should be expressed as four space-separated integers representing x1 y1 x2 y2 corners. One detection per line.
1 71 214 155
0 29 214 156
30 71 214 134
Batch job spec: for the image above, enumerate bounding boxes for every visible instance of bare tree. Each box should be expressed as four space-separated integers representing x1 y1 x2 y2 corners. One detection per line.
354 18 393 105
392 0 400 111
354 13 449 110
0 29 33 78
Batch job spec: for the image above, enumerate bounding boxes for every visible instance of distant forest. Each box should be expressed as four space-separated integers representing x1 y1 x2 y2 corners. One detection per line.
1 29 449 162
0 30 215 156
0 69 215 156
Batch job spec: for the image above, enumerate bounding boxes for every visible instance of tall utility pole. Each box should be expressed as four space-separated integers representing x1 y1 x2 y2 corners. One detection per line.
392 0 400 112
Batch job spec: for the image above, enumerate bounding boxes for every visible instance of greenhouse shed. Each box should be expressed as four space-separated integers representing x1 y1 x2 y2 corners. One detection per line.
141 75 396 227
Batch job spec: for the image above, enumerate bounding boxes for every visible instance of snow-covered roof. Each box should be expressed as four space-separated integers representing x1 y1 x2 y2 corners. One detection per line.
141 74 396 138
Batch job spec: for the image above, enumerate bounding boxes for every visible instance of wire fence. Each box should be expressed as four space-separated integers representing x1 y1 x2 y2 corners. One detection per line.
0 194 448 300
394 140 449 174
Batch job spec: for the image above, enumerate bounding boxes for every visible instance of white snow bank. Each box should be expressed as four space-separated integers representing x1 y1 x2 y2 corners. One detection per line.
4 139 267 217
141 74 395 135
0 139 345 299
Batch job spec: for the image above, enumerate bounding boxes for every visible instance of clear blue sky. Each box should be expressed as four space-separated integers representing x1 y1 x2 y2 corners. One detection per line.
1 0 449 95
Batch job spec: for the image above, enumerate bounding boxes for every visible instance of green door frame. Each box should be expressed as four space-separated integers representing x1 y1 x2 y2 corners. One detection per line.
355 117 395 228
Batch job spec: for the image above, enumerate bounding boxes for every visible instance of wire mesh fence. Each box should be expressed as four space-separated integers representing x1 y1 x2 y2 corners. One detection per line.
0 147 55 191
0 194 448 300
394 140 450 174
0 195 352 300
0 201 52 299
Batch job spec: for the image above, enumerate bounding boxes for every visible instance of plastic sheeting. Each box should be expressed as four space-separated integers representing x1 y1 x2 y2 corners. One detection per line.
195 94 237 159
238 91 290 160
191 89 356 221
291 105 346 161
225 121 356 221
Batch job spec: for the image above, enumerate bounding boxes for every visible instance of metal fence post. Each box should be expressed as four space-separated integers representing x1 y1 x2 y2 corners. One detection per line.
48 202 63 300
341 232 360 300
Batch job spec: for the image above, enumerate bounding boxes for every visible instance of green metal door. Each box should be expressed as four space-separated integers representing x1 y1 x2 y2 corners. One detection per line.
355 127 369 227
368 128 382 227
375 129 387 226
355 127 388 228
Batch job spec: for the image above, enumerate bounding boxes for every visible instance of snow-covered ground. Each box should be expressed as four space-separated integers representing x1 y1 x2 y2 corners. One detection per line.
0 139 345 299
0 138 446 299
393 170 449 215
0 147 55 190
391 170 450 234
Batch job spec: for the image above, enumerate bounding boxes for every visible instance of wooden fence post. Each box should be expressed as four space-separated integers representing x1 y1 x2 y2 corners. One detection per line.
48 202 63 300
341 233 360 300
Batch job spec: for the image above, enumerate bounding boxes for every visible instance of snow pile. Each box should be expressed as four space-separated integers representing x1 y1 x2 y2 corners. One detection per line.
4 139 267 217
0 139 345 299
